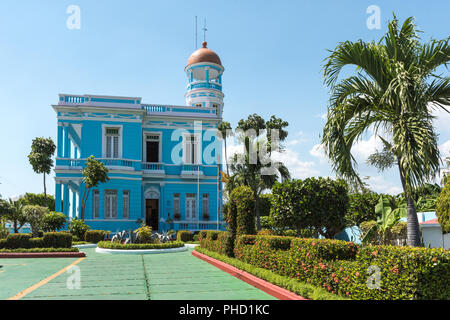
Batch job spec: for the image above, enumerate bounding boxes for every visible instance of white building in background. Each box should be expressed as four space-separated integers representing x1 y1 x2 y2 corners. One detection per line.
420 218 450 250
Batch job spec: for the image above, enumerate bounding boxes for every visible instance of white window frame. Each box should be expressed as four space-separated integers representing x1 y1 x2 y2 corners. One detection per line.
102 125 123 158
143 132 162 163
104 190 118 219
185 193 197 220
123 190 130 219
173 193 180 216
92 189 100 219
182 133 201 164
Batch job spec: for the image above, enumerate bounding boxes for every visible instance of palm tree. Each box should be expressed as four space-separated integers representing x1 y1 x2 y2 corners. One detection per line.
217 121 232 176
321 15 450 246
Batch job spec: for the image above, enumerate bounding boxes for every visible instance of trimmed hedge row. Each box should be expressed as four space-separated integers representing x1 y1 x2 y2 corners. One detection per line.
85 230 106 243
97 241 184 250
0 232 73 249
177 230 193 242
201 234 450 300
0 248 79 253
195 247 345 300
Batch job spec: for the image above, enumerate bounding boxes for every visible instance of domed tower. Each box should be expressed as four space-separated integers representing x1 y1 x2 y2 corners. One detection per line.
185 41 224 118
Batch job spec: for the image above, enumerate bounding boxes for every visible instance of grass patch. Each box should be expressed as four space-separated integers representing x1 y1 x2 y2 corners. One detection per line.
72 241 92 245
194 247 347 300
97 241 185 250
0 247 79 253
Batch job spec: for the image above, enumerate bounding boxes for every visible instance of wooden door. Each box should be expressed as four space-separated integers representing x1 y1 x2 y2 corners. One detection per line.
145 199 159 231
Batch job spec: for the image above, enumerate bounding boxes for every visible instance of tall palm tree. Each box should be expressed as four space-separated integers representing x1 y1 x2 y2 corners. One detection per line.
321 15 450 247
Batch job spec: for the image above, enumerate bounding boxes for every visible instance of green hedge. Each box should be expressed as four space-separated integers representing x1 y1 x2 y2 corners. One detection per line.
0 248 79 253
201 234 449 300
84 230 106 243
0 232 72 249
195 247 344 300
97 241 184 250
177 230 193 242
43 232 72 248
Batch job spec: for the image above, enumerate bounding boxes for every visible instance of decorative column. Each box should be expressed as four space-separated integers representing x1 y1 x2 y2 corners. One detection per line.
55 182 62 212
74 147 78 159
57 125 63 158
72 191 77 219
160 183 165 231
63 125 70 158
63 184 70 216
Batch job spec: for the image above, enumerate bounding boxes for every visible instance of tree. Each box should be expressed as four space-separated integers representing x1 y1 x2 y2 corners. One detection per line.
42 211 67 232
361 195 407 245
28 137 56 205
322 15 450 246
19 193 55 211
217 121 232 176
436 180 450 233
230 114 291 231
271 177 349 238
346 191 380 227
23 205 49 237
68 218 91 240
80 156 109 220
2 199 27 233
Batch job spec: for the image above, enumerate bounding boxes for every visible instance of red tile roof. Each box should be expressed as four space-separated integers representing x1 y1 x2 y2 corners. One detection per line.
420 218 439 225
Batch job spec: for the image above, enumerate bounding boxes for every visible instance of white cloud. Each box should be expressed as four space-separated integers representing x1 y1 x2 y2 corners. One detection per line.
431 104 450 135
272 148 319 179
439 139 450 159
351 134 384 163
366 175 403 195
309 143 328 163
286 131 308 146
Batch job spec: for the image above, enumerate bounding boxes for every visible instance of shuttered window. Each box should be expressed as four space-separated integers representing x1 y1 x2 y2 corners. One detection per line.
202 194 209 217
173 194 180 216
92 190 99 219
186 193 197 219
105 190 118 219
123 191 129 219
184 135 198 164
105 128 120 158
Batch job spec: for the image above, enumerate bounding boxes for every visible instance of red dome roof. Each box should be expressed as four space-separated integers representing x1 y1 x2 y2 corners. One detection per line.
187 42 222 66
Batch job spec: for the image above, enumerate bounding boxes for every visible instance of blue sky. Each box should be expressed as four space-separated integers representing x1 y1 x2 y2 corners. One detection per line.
0 0 449 198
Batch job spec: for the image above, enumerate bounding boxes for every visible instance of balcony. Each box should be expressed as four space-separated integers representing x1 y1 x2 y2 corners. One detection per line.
142 162 165 176
187 81 222 91
180 164 204 178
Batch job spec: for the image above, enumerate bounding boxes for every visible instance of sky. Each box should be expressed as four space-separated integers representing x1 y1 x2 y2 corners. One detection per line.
0 0 449 199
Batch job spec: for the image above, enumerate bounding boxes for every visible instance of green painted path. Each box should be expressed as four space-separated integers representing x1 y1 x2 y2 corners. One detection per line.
1 248 276 300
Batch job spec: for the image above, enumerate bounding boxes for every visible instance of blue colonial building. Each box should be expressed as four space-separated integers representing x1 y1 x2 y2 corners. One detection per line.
53 42 226 233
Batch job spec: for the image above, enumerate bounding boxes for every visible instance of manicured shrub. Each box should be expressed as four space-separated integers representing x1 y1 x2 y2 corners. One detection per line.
29 237 45 248
257 229 274 236
23 205 49 237
290 238 359 261
436 180 450 233
177 230 193 242
68 218 90 240
4 233 32 249
134 225 153 243
193 234 199 241
257 235 293 250
84 230 106 243
42 211 67 232
230 186 256 236
0 248 79 253
42 232 72 248
97 241 184 250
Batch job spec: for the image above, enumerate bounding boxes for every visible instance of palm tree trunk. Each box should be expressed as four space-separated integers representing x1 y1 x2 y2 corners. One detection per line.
224 139 229 176
43 173 48 208
397 161 421 247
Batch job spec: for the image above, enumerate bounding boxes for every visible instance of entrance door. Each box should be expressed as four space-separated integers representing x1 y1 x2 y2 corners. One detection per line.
145 199 159 231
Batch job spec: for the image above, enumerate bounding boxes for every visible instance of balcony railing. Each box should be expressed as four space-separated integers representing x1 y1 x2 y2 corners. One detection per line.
187 81 222 91
56 158 219 177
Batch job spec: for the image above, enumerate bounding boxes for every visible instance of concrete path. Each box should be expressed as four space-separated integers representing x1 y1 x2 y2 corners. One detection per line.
1 248 276 300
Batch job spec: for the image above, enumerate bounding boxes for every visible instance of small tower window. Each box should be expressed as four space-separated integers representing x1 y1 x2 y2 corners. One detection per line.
195 103 202 108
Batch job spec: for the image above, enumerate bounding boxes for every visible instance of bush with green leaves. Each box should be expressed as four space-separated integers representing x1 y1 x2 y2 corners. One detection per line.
346 191 380 226
176 230 193 242
134 225 154 243
436 181 450 233
360 220 407 246
68 218 91 240
0 218 9 239
19 193 55 211
42 211 67 232
23 205 49 237
271 178 349 238
43 232 72 248
230 186 256 236
84 230 106 243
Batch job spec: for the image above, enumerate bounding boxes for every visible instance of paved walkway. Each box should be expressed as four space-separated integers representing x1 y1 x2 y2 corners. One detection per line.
1 248 276 300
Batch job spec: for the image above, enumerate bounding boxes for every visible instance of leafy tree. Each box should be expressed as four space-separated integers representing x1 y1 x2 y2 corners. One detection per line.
346 191 380 227
1 199 27 233
42 211 67 232
361 195 407 245
28 137 56 204
217 121 233 176
230 114 291 230
258 193 273 217
80 156 109 220
19 193 55 211
436 180 450 233
23 205 49 237
68 218 91 240
322 15 450 246
271 177 349 238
